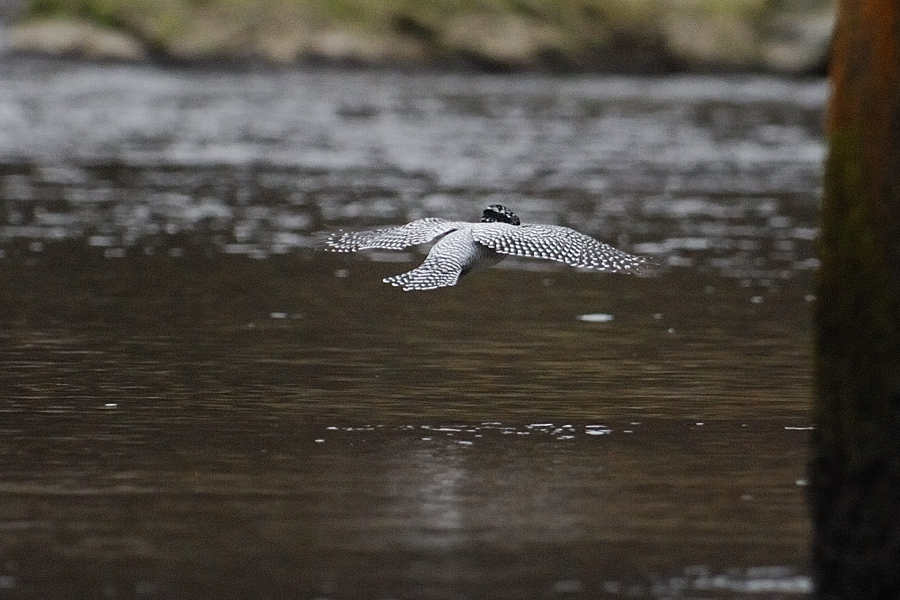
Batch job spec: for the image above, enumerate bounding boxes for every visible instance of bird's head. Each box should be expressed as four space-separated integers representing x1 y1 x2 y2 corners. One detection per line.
481 204 521 226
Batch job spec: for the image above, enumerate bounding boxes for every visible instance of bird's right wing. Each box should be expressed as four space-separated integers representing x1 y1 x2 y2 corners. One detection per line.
325 218 460 252
472 223 647 272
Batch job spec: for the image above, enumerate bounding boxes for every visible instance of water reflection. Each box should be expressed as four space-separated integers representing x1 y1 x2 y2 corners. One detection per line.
0 58 819 598
0 413 812 597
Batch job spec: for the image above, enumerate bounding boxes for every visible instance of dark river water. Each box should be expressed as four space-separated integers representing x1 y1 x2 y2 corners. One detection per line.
0 57 824 599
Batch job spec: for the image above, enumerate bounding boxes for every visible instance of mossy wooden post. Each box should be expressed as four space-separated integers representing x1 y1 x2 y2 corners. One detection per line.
811 0 900 597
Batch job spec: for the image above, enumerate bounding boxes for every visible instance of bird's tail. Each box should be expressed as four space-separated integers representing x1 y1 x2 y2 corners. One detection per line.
383 264 461 291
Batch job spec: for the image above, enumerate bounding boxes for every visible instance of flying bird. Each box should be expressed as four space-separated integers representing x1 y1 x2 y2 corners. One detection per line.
326 204 647 291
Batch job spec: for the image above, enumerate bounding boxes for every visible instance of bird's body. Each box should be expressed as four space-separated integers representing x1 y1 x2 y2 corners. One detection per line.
326 204 646 291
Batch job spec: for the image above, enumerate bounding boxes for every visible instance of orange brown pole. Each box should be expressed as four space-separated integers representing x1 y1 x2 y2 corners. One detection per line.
811 0 900 597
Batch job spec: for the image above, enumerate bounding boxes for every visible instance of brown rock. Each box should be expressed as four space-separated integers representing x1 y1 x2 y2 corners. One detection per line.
8 18 146 60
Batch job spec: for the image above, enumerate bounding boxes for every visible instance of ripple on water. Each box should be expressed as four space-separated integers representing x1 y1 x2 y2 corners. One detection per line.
0 64 822 283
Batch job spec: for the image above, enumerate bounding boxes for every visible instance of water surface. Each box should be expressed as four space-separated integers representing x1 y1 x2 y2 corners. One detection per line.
0 59 821 598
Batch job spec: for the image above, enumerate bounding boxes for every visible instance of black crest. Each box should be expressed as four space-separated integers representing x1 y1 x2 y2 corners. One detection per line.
481 204 521 226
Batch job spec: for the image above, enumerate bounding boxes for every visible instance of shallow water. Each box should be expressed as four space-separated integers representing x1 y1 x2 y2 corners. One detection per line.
0 58 822 598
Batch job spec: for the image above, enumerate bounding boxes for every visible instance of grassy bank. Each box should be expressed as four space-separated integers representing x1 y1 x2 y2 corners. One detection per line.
12 0 834 72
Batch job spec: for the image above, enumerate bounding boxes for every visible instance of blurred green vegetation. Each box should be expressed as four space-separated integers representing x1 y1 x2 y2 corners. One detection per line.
23 0 775 30
17 0 834 70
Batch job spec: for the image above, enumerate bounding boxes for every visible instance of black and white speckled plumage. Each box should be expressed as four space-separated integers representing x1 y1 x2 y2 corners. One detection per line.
326 204 646 291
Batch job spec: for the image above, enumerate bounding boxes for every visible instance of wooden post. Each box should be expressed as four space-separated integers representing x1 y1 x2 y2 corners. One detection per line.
811 0 900 597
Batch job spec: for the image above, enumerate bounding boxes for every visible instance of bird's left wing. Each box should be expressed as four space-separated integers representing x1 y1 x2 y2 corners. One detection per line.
326 218 461 252
472 223 647 272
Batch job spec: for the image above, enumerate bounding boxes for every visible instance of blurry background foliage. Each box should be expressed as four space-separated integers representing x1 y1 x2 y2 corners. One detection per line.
15 0 835 71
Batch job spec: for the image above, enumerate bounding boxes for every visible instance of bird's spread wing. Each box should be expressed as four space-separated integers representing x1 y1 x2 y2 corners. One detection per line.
382 248 465 291
472 223 646 272
326 218 460 252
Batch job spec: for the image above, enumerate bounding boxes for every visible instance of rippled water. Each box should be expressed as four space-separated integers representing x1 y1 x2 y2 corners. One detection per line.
0 58 822 598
